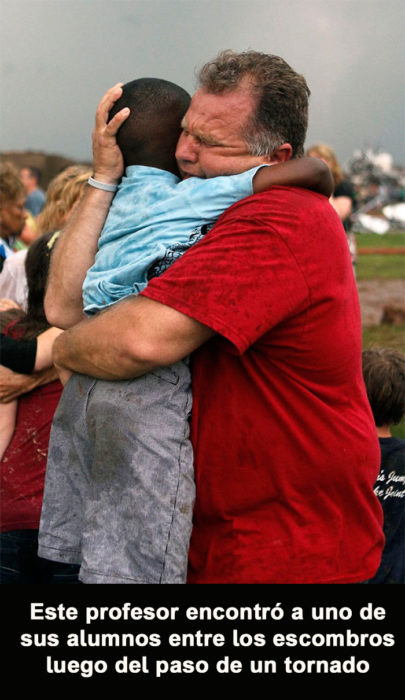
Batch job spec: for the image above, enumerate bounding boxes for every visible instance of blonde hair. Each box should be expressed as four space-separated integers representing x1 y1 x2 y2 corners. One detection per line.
306 143 343 187
36 165 91 235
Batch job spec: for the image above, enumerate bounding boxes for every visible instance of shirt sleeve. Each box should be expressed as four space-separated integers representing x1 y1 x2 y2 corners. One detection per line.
0 334 37 373
179 166 266 222
141 193 310 354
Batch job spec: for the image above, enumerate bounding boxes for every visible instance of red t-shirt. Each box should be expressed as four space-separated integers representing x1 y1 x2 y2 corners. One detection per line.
0 324 63 532
142 186 384 583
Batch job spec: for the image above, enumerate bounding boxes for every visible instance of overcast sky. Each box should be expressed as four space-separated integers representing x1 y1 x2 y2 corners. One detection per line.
1 0 404 167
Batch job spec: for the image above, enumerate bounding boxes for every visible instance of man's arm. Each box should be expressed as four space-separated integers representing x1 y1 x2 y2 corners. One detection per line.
53 295 215 380
45 83 130 329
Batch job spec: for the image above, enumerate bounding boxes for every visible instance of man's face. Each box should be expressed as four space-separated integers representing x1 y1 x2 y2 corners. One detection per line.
175 86 271 179
0 196 28 239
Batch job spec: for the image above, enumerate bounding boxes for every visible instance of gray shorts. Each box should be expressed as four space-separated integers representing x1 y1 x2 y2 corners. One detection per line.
38 360 194 584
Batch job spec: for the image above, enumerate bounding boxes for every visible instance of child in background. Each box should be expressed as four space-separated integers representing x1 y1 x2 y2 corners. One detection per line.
362 348 405 584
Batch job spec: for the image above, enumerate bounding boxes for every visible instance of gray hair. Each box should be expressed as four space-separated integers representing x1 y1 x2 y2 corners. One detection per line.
198 50 310 158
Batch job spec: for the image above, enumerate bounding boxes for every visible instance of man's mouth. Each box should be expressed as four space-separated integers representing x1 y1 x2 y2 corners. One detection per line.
179 168 193 180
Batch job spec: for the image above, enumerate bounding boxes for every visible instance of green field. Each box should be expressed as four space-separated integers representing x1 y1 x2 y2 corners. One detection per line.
357 230 405 437
356 230 405 280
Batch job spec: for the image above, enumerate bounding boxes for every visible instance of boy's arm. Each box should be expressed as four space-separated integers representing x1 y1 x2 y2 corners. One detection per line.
253 157 334 197
0 400 17 460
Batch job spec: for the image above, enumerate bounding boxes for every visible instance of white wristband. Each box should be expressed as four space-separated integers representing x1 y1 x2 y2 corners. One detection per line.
88 176 118 192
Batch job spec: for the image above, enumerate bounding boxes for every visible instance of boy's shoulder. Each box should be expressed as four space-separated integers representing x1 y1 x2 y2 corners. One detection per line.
379 436 405 469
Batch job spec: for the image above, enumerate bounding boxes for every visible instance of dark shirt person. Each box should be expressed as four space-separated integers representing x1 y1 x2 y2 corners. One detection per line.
362 348 405 584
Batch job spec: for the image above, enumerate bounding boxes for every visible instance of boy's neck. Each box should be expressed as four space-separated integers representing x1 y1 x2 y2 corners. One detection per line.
376 425 392 438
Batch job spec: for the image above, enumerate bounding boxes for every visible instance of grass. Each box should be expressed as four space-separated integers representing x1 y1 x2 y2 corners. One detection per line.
356 231 405 248
356 255 405 280
362 324 405 352
355 230 405 280
359 229 405 437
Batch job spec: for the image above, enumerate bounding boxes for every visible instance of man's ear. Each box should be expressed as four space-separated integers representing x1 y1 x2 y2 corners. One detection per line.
267 142 293 163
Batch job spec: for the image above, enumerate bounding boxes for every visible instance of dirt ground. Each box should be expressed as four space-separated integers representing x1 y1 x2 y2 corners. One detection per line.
357 278 405 327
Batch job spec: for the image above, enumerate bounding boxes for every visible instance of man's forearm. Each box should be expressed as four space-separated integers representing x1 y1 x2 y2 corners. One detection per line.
53 295 215 380
44 186 115 329
45 83 129 330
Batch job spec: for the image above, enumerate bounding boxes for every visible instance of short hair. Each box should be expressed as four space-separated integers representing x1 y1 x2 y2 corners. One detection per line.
306 143 343 187
23 166 42 185
109 78 191 173
0 162 25 205
362 348 405 426
198 50 310 158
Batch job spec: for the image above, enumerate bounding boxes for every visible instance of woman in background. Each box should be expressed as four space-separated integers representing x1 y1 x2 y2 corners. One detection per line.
307 142 357 269
0 165 91 311
0 232 80 584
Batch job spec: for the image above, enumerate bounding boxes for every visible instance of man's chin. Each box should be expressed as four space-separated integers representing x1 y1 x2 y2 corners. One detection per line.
178 166 205 180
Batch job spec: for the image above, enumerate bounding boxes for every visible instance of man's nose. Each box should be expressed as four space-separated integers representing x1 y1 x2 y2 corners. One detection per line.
175 131 199 163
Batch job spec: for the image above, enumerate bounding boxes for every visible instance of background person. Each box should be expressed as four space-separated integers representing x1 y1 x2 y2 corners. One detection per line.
362 348 405 584
0 165 91 315
20 166 46 217
307 142 357 268
0 167 91 451
0 163 28 270
0 231 80 584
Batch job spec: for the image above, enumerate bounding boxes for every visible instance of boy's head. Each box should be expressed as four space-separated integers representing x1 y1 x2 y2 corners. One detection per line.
109 78 191 175
362 348 405 427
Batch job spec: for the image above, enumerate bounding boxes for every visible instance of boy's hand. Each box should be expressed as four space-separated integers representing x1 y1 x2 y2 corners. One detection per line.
92 83 130 185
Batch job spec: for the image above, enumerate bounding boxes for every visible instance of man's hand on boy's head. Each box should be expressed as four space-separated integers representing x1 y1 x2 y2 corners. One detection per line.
92 83 130 185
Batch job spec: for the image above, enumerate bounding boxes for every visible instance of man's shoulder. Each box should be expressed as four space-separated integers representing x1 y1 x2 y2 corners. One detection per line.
218 185 332 223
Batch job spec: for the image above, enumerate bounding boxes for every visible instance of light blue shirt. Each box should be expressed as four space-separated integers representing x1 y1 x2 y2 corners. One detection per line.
82 164 264 314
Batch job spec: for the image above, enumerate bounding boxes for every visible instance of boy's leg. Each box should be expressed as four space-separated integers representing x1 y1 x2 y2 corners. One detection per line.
38 374 96 565
79 359 195 584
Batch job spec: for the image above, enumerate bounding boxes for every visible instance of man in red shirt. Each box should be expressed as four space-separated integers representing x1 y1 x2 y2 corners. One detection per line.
43 50 384 583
